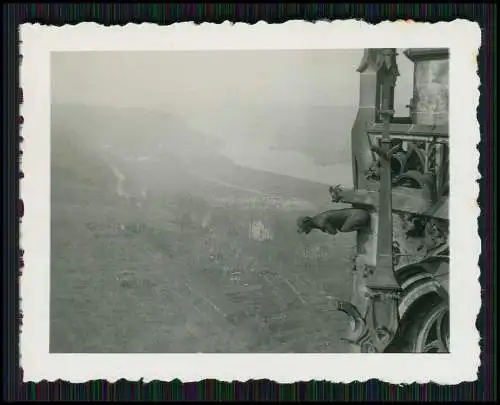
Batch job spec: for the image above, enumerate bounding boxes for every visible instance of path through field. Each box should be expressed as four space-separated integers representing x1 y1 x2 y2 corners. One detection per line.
50 105 355 353
51 190 355 353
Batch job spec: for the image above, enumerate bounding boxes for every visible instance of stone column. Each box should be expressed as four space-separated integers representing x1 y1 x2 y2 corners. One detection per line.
403 48 449 127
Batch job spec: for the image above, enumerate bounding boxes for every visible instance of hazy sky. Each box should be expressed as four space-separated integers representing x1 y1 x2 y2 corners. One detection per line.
52 50 413 111
51 50 414 185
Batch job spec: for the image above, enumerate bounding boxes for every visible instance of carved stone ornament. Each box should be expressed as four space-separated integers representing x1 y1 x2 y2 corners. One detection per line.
329 184 343 203
338 287 401 353
357 48 400 79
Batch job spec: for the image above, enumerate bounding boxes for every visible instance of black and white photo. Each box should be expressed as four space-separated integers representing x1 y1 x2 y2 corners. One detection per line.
19 21 481 383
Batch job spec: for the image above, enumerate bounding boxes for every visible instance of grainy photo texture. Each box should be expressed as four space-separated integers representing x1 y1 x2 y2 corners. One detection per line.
20 21 480 383
49 49 449 355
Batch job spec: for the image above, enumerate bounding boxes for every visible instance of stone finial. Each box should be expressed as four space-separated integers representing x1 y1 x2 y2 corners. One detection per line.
357 48 400 78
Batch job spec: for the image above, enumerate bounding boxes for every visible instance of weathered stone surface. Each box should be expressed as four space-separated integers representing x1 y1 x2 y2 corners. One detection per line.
404 48 449 126
413 59 449 126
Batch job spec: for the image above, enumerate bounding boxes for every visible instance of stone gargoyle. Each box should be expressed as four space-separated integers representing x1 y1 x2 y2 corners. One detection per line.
297 208 371 236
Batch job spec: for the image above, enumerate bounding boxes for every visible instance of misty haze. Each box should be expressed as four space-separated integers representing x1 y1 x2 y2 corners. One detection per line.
50 50 412 353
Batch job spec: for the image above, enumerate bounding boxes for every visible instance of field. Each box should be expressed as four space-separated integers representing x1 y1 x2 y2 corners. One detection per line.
50 105 356 353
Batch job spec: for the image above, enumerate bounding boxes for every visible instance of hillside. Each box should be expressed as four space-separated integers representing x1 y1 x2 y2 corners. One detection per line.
173 102 356 167
51 104 336 200
50 104 355 353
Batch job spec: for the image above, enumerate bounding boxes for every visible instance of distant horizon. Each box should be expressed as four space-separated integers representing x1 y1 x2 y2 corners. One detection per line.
51 102 355 187
51 50 413 186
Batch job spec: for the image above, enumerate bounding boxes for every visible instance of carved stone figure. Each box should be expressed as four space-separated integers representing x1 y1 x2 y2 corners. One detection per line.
297 208 370 236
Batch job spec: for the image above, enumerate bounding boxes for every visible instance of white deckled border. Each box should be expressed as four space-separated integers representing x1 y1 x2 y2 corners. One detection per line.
19 20 481 384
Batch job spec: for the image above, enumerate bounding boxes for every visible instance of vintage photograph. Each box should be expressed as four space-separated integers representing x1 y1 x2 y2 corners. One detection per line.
49 48 450 354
